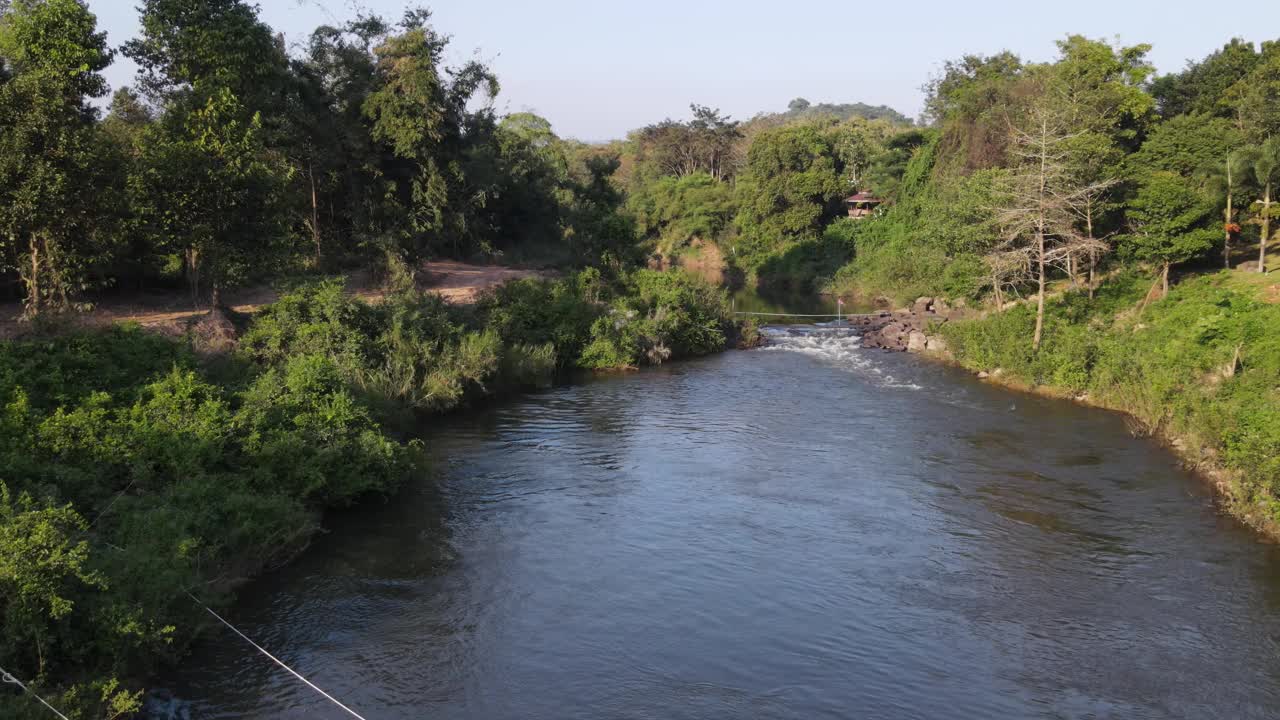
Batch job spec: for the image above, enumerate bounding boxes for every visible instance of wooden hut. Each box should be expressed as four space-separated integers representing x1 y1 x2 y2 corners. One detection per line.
845 191 882 219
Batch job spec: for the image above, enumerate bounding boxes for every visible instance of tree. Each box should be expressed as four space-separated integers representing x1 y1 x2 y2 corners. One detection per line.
101 86 154 149
827 117 896 189
992 103 1108 349
0 482 104 678
1122 172 1218 296
733 124 843 265
0 0 119 317
362 10 499 258
130 89 292 307
123 0 288 107
291 15 393 261
1202 151 1251 268
1224 49 1280 142
1131 113 1243 178
1236 136 1280 272
787 97 811 113
635 105 742 181
1150 38 1264 118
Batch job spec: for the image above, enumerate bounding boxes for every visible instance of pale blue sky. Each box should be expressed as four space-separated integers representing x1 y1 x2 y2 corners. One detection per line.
86 0 1280 141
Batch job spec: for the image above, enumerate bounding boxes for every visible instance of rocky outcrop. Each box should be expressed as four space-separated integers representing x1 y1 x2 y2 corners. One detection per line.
856 302 964 353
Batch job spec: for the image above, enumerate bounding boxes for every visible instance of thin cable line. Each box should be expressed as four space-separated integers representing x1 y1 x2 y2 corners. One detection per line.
1 666 72 720
185 593 370 720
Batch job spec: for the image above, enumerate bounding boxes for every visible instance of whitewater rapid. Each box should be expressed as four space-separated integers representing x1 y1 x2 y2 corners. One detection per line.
758 325 923 391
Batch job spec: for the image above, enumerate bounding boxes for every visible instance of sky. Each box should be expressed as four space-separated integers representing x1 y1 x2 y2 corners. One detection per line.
85 0 1280 141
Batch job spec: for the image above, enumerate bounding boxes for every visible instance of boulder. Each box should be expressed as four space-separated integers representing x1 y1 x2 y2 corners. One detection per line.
926 336 948 353
977 371 990 379
913 296 934 314
933 298 951 315
907 331 928 352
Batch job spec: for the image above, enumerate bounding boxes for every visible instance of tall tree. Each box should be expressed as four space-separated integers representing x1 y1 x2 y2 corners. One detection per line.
1202 151 1251 268
123 0 288 109
993 103 1108 349
636 105 742 181
0 0 118 317
292 15 393 260
362 9 498 258
1237 137 1280 272
1228 52 1280 143
130 89 292 306
733 124 843 265
1150 38 1264 118
1122 172 1218 296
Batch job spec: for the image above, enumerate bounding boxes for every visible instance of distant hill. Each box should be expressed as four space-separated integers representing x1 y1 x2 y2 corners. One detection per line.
758 98 914 126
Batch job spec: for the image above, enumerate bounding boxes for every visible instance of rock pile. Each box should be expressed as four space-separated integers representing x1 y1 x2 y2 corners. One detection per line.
856 296 959 353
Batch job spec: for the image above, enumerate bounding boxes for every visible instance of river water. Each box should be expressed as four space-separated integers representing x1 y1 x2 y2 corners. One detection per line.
163 327 1280 719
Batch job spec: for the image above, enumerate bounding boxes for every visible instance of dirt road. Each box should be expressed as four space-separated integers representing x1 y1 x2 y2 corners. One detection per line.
0 261 545 339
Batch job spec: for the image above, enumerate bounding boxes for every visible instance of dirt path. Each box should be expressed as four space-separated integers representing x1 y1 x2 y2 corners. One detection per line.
0 261 546 339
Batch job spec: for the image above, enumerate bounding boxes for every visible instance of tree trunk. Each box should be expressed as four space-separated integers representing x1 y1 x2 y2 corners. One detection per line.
1260 182 1272 274
24 234 41 318
309 162 322 266
1086 205 1096 299
1224 161 1234 269
1161 262 1170 298
185 247 200 308
210 282 223 310
1033 232 1046 351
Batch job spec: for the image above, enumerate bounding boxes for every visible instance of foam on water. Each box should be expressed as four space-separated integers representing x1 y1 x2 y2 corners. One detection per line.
758 325 924 391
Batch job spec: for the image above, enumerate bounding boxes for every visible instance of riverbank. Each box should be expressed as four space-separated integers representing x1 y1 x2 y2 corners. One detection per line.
0 267 745 719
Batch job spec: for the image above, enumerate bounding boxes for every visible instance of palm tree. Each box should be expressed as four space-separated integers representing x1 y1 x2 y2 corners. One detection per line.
1204 153 1250 268
1237 137 1280 273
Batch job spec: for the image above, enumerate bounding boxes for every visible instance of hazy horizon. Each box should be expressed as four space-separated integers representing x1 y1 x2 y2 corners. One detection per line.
86 0 1280 141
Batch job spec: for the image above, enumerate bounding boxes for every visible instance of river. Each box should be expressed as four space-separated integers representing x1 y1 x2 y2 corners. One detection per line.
159 326 1280 719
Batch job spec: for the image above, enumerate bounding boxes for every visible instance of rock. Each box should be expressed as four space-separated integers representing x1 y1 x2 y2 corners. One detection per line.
977 371 990 379
991 368 1005 377
926 336 948 352
933 298 951 315
913 296 934 314
907 331 928 352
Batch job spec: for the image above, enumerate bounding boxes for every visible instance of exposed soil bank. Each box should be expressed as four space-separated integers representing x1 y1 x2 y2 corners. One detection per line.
0 261 547 339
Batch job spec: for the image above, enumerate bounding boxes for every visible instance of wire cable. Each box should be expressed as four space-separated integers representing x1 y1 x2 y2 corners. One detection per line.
186 593 370 720
1 666 72 720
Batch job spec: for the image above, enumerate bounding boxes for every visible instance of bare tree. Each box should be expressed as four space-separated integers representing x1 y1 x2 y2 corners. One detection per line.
992 103 1110 349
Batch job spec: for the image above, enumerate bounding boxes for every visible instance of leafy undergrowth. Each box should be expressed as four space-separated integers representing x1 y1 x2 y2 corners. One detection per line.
944 269 1280 527
0 268 741 718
